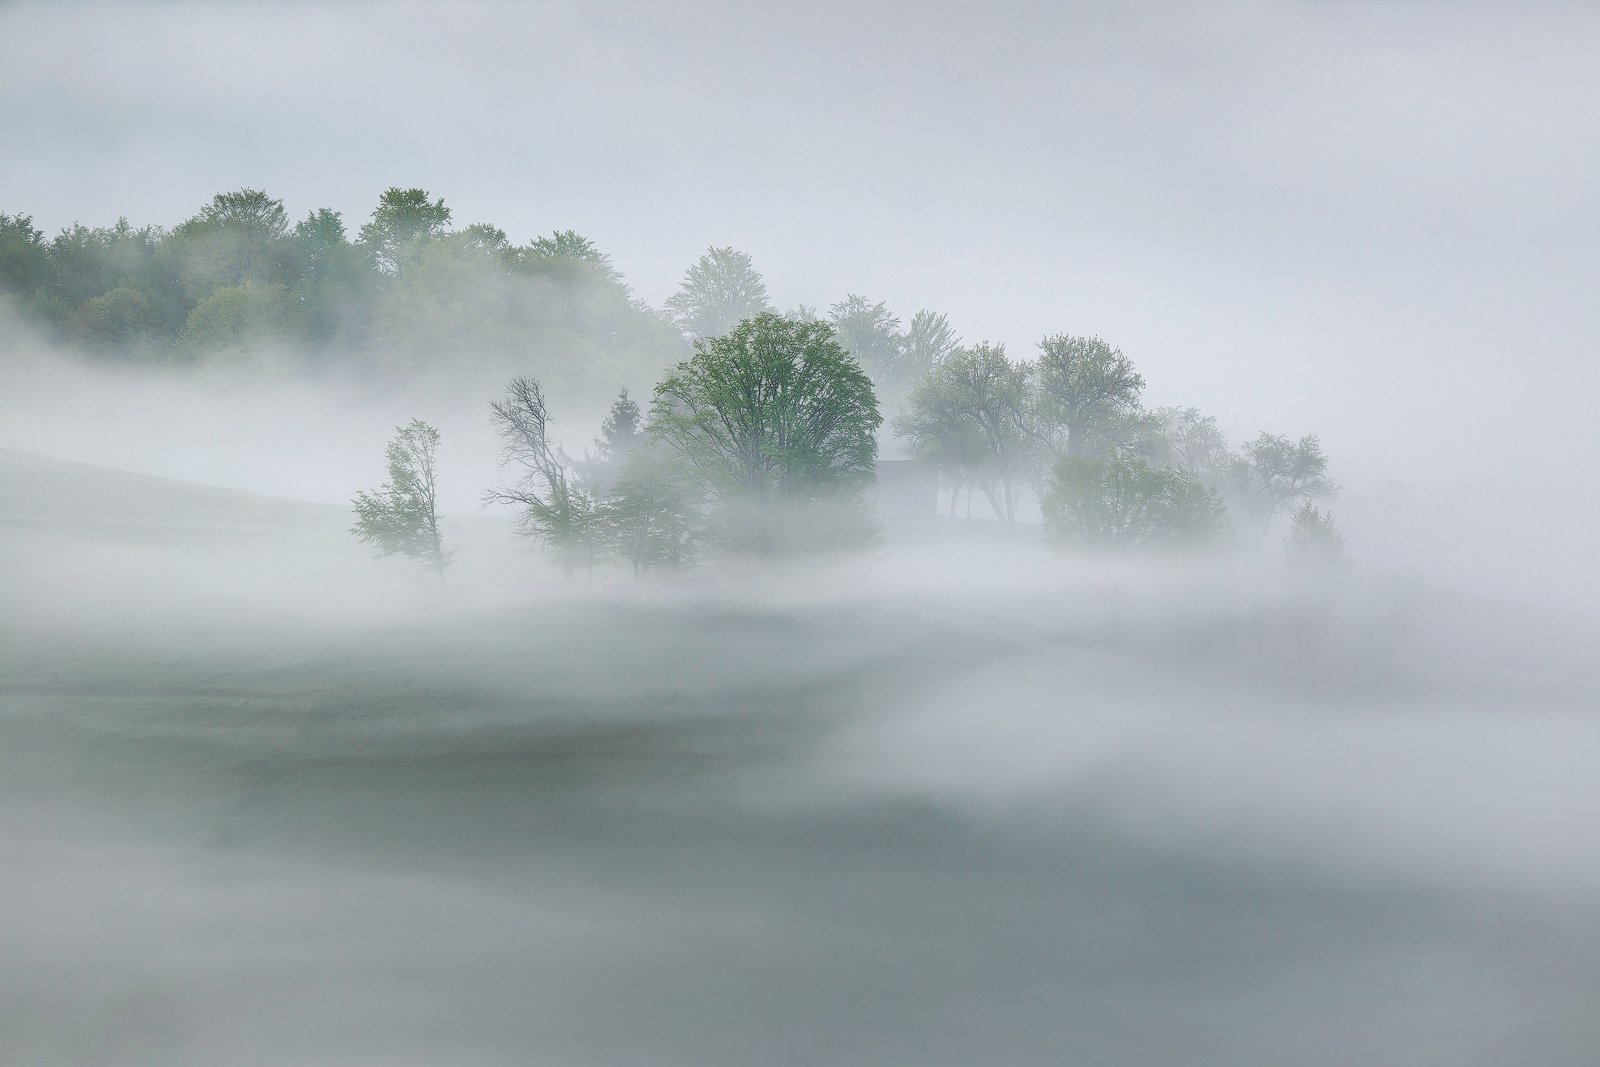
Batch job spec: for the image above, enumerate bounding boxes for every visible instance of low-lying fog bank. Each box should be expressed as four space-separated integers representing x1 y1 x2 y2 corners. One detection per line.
3 449 1598 1066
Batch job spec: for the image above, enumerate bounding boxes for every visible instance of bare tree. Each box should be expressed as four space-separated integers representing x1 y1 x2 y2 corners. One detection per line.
483 377 603 578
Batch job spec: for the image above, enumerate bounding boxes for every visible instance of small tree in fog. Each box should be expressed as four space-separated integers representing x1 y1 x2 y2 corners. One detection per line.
900 309 961 384
1042 453 1228 552
483 376 605 579
1141 406 1233 481
829 294 904 392
579 387 644 496
664 246 773 340
1031 333 1146 460
1284 501 1347 570
895 344 1030 525
1231 432 1336 545
603 447 702 575
351 419 449 580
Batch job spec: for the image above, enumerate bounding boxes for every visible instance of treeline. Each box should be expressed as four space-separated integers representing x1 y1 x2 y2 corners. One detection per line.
894 337 1343 558
4 186 1343 561
356 315 1344 582
0 188 959 407
0 189 683 395
353 314 882 578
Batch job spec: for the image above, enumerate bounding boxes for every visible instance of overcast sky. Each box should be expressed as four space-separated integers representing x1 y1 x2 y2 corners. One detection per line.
4 1 1597 490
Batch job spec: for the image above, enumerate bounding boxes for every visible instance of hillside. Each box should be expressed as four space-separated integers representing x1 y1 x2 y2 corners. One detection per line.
1 448 1597 1066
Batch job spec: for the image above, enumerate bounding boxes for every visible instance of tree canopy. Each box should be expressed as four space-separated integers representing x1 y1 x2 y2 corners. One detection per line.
650 313 881 552
663 246 772 340
895 343 1031 525
1043 452 1229 552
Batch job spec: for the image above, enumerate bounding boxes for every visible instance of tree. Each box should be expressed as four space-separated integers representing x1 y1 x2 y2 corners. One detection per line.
894 343 1030 525
1142 405 1232 481
1042 452 1229 552
351 419 449 580
663 246 772 340
289 208 374 346
900 309 960 386
483 377 605 578
893 366 992 518
580 387 644 495
70 286 161 355
522 229 623 284
173 281 307 358
1284 501 1347 570
165 189 292 301
358 187 452 275
1230 432 1336 544
0 213 53 299
1032 334 1146 459
650 312 881 553
49 218 175 331
829 294 903 395
602 447 702 575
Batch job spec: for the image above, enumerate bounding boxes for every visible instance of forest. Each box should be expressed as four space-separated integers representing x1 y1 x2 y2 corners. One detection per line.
2 187 1344 579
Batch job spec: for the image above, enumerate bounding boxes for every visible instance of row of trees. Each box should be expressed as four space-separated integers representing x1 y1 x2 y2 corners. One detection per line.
354 310 1345 579
352 313 884 578
894 334 1341 556
0 190 681 396
1 191 962 418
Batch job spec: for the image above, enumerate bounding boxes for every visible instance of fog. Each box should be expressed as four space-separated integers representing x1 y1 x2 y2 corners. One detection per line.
4 3 1600 1065
5 434 1598 1064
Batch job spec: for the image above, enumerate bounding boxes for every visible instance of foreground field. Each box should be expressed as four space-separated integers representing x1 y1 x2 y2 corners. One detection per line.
2 449 1597 1067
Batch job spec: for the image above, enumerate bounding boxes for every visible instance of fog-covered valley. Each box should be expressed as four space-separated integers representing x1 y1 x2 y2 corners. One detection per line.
4 3 1599 1064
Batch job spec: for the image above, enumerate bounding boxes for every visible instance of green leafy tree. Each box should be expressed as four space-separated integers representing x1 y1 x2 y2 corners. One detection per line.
1032 334 1146 459
580 387 644 495
70 286 161 355
522 229 622 284
173 281 307 358
650 312 881 553
164 189 292 302
602 447 702 575
900 309 960 384
1141 405 1232 481
351 419 449 580
1230 432 1336 544
358 187 452 275
829 294 904 395
1043 452 1229 552
289 208 375 345
0 213 53 299
483 376 606 579
663 246 772 340
894 343 1030 525
48 219 174 330
893 366 992 518
370 230 680 395
1285 500 1348 570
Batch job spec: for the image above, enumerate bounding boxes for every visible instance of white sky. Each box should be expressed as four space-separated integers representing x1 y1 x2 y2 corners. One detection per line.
4 1 1598 491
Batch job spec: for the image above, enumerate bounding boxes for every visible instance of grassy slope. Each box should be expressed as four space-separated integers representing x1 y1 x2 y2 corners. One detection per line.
1 449 1597 1067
